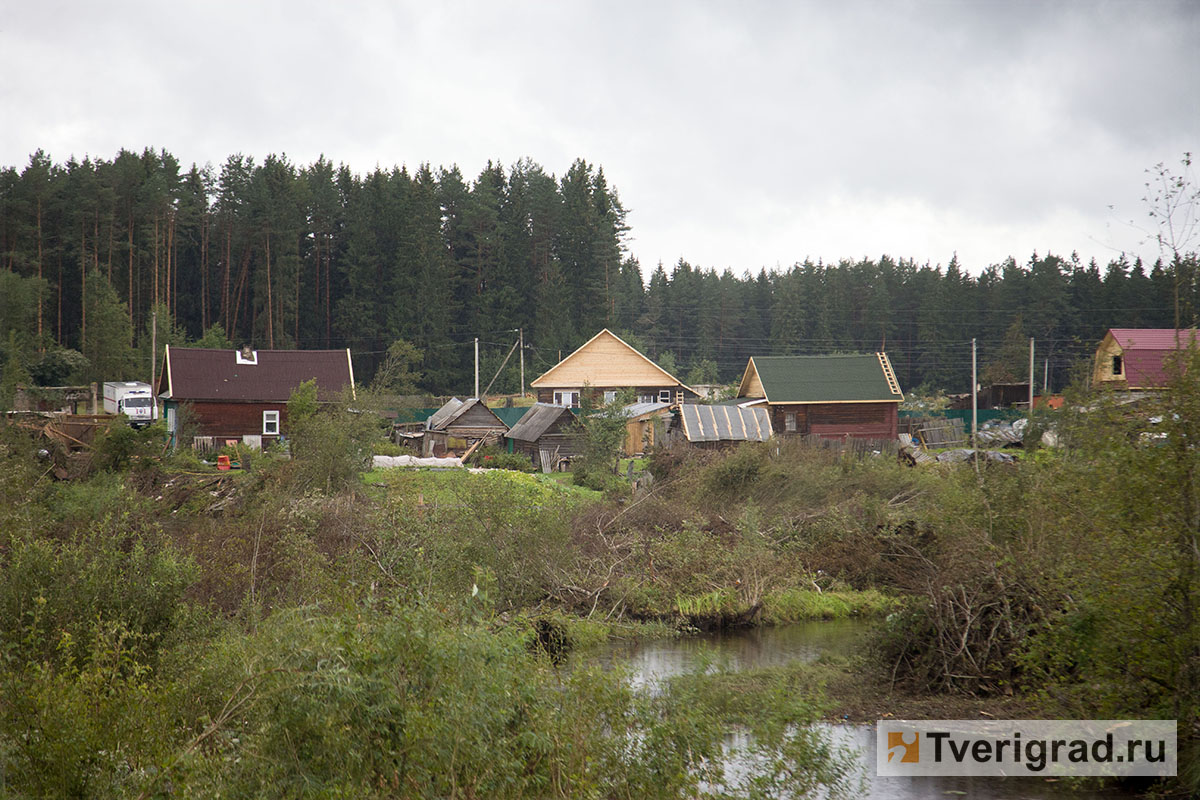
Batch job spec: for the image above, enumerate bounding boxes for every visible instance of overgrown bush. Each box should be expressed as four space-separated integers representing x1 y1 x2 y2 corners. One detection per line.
286 382 380 493
475 445 537 472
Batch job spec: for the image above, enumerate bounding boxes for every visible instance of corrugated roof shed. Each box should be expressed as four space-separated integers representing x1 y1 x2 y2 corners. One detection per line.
506 403 576 442
680 404 773 443
740 354 903 404
159 347 354 403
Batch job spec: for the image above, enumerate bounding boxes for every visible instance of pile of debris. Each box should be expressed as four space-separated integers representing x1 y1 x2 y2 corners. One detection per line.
899 417 1030 467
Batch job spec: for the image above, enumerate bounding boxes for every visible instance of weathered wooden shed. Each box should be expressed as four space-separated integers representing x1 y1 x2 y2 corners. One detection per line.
504 403 581 472
737 353 903 440
422 397 509 456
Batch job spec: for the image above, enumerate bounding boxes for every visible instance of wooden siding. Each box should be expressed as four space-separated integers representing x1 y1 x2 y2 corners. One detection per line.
1092 332 1126 386
739 361 765 398
536 386 684 405
442 402 508 439
512 434 582 468
531 329 688 389
624 418 658 456
183 401 289 441
771 402 897 439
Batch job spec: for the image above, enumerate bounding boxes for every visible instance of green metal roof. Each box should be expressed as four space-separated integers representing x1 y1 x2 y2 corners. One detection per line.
748 354 903 404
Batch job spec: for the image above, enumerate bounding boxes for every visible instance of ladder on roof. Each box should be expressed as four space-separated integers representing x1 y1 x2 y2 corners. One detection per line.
878 352 902 396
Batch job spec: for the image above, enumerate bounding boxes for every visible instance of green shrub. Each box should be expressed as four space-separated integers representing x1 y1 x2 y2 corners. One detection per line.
0 529 197 670
475 446 536 472
372 439 406 456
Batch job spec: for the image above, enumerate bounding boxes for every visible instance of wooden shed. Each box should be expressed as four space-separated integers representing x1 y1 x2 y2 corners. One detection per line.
737 353 903 440
619 401 672 456
505 403 581 472
422 397 509 457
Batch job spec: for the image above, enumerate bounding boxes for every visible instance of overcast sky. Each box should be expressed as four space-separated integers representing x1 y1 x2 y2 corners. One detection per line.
2 1 1196 276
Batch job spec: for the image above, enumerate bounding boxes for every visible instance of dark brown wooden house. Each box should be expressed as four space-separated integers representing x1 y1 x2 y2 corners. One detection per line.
504 403 581 472
736 353 903 440
157 346 355 449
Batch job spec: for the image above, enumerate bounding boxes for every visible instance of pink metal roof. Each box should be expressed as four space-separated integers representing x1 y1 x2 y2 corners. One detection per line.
160 348 354 402
1108 329 1198 388
1109 329 1199 350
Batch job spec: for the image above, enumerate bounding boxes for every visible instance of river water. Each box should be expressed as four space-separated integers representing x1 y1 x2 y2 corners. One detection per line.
576 620 1126 799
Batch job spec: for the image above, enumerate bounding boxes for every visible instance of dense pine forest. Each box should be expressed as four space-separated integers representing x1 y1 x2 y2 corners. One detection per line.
1 147 1195 396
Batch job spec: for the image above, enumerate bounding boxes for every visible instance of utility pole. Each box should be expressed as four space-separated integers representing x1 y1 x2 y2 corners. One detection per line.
971 338 979 474
151 307 157 390
1044 358 1049 398
474 337 479 399
519 328 524 399
1028 337 1035 414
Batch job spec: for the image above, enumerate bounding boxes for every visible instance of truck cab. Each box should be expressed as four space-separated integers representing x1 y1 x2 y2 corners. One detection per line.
103 381 158 428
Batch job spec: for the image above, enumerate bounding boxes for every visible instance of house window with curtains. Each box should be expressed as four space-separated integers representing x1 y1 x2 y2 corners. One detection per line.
263 410 280 436
785 412 797 432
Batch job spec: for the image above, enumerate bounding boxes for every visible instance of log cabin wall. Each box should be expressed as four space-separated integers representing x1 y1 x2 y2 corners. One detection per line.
186 401 288 440
771 402 897 439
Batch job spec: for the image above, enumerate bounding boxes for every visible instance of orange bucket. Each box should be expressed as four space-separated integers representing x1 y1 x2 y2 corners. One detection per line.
217 454 231 471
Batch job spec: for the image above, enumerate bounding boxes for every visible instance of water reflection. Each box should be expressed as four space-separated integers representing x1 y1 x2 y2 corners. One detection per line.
575 621 1126 799
585 619 869 690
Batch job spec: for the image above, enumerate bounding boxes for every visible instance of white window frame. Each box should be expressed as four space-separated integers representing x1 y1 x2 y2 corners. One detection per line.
658 389 672 403
553 390 580 408
603 390 617 404
263 409 280 436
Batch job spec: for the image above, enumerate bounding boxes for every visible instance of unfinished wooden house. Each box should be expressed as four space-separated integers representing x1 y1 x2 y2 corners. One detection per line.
530 329 700 407
422 397 509 457
156 346 355 449
736 353 903 440
504 403 581 472
1092 328 1199 390
620 401 672 456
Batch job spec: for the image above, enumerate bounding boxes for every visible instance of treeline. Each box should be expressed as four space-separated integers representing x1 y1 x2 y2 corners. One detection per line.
1 147 1195 395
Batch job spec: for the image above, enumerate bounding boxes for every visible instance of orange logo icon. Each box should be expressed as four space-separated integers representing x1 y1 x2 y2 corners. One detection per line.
887 731 920 763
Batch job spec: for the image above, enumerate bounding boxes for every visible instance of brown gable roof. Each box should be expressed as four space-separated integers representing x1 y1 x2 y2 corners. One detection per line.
159 347 354 403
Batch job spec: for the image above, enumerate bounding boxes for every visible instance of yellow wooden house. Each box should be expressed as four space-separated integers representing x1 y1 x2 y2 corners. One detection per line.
530 329 699 407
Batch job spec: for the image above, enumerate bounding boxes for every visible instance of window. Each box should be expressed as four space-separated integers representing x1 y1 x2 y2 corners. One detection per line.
553 391 579 408
785 412 797 432
659 389 671 403
263 410 280 436
1112 355 1123 376
603 390 617 404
